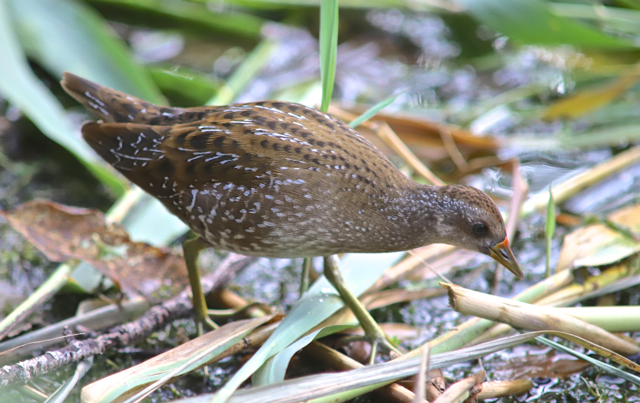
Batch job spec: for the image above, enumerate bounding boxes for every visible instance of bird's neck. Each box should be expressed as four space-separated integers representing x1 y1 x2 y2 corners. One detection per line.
372 182 451 251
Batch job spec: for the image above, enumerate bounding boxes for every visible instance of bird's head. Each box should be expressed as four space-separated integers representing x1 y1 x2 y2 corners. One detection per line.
433 185 523 279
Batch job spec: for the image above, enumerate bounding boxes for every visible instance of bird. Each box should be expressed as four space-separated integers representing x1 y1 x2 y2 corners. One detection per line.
61 72 523 359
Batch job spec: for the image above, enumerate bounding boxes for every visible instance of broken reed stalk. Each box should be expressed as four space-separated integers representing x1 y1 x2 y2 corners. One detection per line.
398 269 574 362
470 264 632 346
442 283 640 356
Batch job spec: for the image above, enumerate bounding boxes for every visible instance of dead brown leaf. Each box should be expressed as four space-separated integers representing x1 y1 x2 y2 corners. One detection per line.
0 199 188 298
494 347 590 380
557 204 640 270
329 105 498 168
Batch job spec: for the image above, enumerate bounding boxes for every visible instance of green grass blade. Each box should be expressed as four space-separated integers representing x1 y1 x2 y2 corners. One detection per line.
253 324 355 386
319 0 339 112
174 332 551 403
149 66 220 107
0 0 125 194
80 317 272 402
537 336 640 386
85 0 264 38
457 0 636 49
9 0 164 102
349 91 404 128
545 184 556 277
208 38 279 105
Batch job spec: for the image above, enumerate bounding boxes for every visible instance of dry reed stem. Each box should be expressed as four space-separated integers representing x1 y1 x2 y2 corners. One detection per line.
371 121 446 186
536 264 629 306
469 266 625 346
522 145 640 216
443 283 639 355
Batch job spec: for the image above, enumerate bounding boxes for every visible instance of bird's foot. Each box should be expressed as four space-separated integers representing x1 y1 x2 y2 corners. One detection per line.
357 320 403 364
183 236 219 335
323 255 403 364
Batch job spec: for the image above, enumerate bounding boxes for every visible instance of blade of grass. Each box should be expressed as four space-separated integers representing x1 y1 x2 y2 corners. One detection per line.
208 38 279 105
80 317 272 402
319 0 338 112
85 0 264 38
8 0 164 101
121 317 273 403
174 331 640 403
537 336 640 386
349 91 404 128
0 1 125 194
253 325 355 386
545 184 556 277
457 0 635 48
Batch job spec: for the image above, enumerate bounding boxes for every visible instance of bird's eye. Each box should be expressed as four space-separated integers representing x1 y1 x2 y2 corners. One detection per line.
473 223 488 235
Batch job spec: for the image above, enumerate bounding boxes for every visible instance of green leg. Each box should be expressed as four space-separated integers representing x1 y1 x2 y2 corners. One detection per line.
300 258 313 297
323 255 401 364
183 237 218 332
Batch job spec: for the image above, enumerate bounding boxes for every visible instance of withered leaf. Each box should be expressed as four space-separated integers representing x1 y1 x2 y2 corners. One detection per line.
0 199 188 298
557 204 640 270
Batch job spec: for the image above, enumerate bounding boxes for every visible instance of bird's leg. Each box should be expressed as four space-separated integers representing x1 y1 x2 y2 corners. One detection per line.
323 255 401 364
183 237 218 333
300 258 313 297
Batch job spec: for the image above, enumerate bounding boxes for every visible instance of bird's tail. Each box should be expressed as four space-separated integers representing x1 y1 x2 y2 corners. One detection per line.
61 72 183 124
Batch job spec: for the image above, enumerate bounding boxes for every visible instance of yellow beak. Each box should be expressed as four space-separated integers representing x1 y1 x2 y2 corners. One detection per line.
489 238 524 279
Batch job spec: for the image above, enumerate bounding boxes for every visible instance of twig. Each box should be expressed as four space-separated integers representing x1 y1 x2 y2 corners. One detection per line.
0 297 192 388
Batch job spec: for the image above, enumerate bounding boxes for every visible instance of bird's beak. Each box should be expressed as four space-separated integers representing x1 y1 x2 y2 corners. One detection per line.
489 238 524 279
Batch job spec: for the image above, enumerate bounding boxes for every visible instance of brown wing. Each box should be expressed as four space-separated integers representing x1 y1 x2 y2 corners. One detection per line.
81 120 278 200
